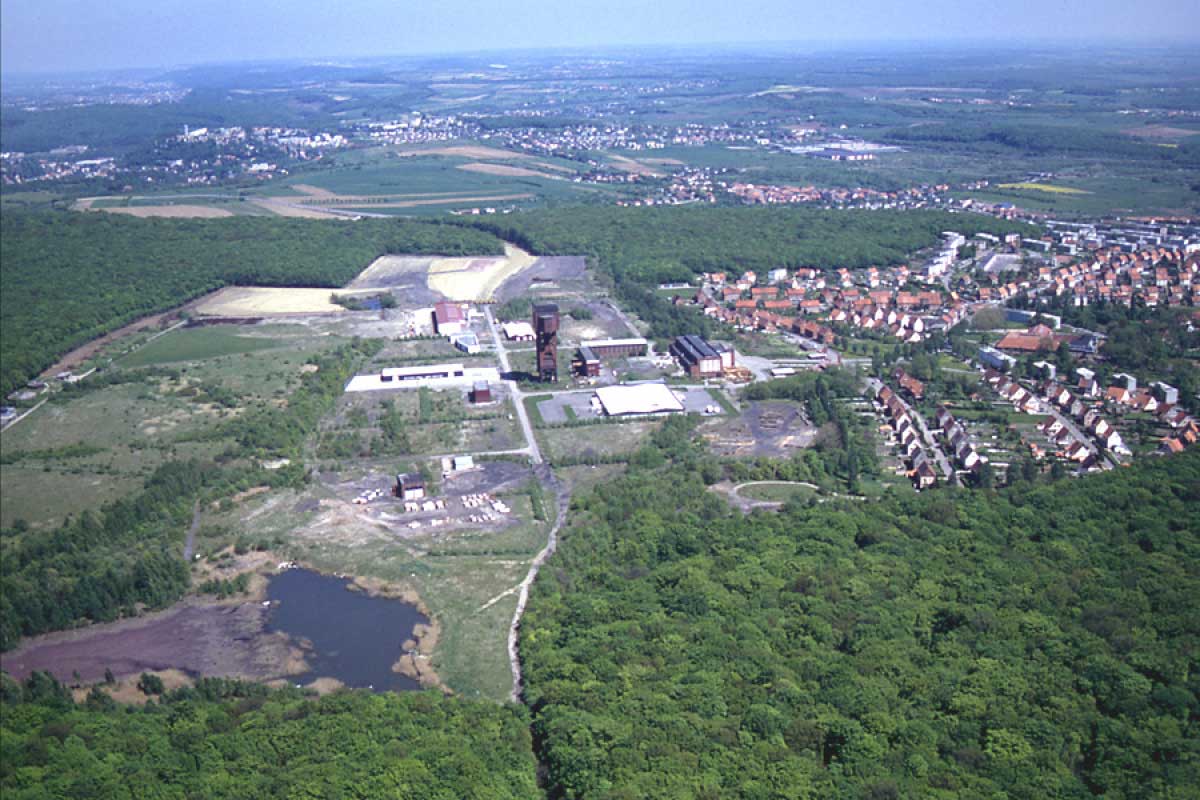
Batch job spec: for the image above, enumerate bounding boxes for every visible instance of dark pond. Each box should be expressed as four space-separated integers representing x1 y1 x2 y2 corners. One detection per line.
266 568 427 692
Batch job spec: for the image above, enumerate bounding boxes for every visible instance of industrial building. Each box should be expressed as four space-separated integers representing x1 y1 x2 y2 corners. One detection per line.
573 338 649 378
396 474 426 501
344 362 501 393
594 383 684 416
380 363 466 383
576 345 601 377
534 303 560 382
670 335 733 378
580 338 648 358
433 301 466 335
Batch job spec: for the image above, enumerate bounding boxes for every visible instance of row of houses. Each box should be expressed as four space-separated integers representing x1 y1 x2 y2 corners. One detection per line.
932 407 983 473
874 384 938 489
1003 244 1200 309
1037 376 1129 458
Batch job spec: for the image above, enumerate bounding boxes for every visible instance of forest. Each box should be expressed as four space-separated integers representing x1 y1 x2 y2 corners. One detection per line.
0 677 538 799
464 206 1037 284
520 428 1200 798
0 212 503 396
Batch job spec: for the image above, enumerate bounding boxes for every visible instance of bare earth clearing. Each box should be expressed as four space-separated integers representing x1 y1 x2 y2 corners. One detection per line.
0 598 305 685
98 205 235 218
606 154 665 177
428 243 539 301
457 162 559 179
400 144 534 161
250 197 345 219
193 287 356 316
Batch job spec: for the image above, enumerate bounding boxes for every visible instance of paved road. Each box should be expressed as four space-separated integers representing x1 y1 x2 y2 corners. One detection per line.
1041 396 1114 470
0 398 47 432
485 306 542 465
867 377 959 486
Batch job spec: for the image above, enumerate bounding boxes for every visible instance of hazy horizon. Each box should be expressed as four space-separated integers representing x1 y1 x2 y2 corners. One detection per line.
4 0 1199 76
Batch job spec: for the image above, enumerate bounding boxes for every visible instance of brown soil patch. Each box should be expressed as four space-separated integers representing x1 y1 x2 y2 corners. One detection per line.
642 157 685 166
390 620 446 692
457 162 556 178
0 598 306 685
101 205 234 218
304 676 346 694
72 669 196 706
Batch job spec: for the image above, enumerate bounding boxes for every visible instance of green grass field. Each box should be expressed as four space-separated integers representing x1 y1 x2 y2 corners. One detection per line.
739 482 818 503
120 326 286 367
1 325 342 529
538 421 660 462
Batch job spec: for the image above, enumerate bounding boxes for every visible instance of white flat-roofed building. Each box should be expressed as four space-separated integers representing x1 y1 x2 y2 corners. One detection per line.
501 321 536 341
594 382 684 416
381 363 466 382
345 363 499 392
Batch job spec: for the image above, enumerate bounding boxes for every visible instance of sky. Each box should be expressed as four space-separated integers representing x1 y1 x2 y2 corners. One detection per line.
3 0 1199 75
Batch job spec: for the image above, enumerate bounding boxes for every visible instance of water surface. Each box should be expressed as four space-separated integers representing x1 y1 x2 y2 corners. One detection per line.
266 569 427 692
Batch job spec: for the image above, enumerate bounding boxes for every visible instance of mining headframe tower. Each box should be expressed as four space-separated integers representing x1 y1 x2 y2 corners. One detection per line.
533 302 559 382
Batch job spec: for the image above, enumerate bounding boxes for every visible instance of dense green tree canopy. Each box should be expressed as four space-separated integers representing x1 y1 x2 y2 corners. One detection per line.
521 437 1200 798
0 678 539 799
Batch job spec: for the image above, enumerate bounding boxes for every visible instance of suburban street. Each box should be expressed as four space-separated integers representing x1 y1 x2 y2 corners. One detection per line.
867 376 959 486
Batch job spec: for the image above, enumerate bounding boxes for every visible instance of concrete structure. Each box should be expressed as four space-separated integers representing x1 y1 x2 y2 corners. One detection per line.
533 303 560 382
594 383 684 416
452 333 481 354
